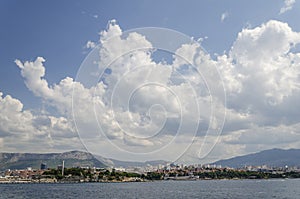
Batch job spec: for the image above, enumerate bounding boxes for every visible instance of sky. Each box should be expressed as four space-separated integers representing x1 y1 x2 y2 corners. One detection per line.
1 0 300 164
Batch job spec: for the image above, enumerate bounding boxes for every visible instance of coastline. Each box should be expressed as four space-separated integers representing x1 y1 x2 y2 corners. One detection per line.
0 177 297 184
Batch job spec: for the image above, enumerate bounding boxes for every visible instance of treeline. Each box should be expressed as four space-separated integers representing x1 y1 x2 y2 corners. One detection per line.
146 170 300 180
194 170 300 179
43 168 93 179
42 168 300 181
43 168 146 181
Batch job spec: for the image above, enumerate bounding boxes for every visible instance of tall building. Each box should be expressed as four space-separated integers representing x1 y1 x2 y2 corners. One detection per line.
41 163 47 170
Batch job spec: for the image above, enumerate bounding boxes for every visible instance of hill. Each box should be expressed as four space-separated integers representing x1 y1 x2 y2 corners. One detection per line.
0 151 169 171
212 148 300 168
0 151 106 170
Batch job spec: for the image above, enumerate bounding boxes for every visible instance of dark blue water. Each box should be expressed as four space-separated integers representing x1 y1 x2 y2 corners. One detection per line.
0 179 299 199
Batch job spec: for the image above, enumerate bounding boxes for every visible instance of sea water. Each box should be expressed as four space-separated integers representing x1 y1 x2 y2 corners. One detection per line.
0 179 299 199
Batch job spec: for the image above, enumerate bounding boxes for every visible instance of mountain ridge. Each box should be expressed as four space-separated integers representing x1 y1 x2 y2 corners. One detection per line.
0 151 169 170
212 148 300 168
1 148 300 170
0 150 106 170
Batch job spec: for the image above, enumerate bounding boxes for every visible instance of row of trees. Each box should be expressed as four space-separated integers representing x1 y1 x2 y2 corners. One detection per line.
43 168 146 181
42 167 300 181
195 170 300 179
43 168 93 179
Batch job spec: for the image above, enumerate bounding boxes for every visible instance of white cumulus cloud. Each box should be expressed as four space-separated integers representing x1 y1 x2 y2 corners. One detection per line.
85 40 96 49
279 0 296 14
0 91 80 152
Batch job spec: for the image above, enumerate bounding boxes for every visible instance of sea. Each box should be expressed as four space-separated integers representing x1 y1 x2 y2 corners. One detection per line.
0 179 299 199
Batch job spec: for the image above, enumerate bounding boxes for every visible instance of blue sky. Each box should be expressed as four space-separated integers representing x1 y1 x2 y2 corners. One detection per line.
1 0 300 163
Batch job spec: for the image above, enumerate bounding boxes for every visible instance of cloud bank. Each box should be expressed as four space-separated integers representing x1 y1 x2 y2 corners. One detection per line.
1 19 300 163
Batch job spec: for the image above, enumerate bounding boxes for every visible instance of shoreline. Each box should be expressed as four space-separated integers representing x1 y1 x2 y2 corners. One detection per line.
0 177 298 184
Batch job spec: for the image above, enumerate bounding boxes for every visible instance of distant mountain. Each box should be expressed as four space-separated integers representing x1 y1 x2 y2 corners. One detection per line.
212 148 300 168
0 151 106 170
0 151 169 171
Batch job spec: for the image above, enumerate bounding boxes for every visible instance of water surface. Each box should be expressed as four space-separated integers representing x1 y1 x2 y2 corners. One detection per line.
0 179 299 198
